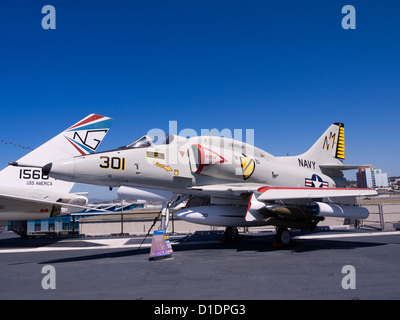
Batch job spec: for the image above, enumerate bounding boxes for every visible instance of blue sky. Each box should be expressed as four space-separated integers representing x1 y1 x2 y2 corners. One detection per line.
0 1 399 200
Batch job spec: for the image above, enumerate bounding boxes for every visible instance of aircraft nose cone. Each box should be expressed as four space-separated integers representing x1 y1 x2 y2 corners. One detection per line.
43 158 76 181
42 163 52 176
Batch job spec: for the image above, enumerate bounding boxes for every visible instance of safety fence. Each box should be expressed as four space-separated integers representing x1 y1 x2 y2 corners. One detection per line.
361 204 400 231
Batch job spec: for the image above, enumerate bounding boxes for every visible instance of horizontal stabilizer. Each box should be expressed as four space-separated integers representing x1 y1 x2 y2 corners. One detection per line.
320 164 373 171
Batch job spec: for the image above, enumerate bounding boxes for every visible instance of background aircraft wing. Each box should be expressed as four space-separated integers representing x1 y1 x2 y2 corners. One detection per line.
0 193 109 214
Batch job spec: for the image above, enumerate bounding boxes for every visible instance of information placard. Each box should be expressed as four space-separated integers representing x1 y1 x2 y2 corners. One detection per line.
149 230 174 261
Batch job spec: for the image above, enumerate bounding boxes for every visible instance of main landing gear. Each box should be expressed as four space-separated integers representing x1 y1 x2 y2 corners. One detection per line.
223 226 293 245
224 227 240 241
275 227 292 245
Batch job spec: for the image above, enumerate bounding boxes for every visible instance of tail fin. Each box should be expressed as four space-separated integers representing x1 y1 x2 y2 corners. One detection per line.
15 114 113 167
0 114 113 191
300 123 345 164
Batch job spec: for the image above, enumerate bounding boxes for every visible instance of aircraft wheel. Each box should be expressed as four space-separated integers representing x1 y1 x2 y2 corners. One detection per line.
276 228 292 245
224 227 239 241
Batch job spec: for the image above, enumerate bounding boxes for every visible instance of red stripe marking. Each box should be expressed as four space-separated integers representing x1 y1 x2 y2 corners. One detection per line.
244 194 254 220
65 137 86 155
194 144 227 174
67 114 104 130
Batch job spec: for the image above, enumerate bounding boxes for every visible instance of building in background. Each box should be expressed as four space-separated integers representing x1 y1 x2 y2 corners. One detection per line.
357 168 389 188
374 169 389 188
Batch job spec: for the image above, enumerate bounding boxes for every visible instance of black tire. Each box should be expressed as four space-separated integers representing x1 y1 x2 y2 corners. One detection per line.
276 228 291 245
224 227 239 241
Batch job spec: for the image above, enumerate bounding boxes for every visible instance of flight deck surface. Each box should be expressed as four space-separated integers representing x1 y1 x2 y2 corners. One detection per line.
1 229 400 300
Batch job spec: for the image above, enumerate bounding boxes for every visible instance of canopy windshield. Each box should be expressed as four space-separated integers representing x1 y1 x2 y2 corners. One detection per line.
126 134 174 149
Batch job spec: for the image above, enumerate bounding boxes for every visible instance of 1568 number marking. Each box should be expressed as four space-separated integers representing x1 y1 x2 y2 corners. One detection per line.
99 156 126 170
19 169 49 180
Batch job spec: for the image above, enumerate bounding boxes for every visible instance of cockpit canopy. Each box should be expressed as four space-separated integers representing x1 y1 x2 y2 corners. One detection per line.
125 133 174 149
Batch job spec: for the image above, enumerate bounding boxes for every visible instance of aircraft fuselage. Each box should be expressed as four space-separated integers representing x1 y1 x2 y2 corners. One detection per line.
44 135 338 193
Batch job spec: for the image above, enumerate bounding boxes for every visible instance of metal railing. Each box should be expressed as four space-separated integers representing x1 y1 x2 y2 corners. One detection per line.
361 203 400 231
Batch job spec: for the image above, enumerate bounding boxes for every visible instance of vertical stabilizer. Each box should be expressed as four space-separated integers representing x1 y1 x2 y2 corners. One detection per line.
300 123 345 164
0 114 113 192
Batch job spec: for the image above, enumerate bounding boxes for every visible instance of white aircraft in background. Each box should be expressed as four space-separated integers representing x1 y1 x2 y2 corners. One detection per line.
43 122 377 244
2 114 112 236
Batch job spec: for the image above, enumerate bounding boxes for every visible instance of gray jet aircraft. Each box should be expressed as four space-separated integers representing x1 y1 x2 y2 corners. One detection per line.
42 122 377 244
4 114 112 236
